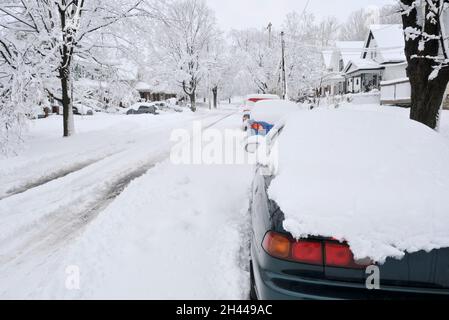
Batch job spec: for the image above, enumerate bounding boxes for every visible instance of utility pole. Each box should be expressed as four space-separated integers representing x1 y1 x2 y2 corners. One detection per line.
280 31 287 100
267 22 272 48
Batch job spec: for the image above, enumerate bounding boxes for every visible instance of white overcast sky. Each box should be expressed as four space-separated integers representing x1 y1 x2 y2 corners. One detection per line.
207 0 397 31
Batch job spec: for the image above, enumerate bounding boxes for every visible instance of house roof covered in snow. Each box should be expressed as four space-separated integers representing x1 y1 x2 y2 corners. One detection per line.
363 24 406 63
345 58 383 75
135 80 177 94
335 41 365 67
135 81 152 92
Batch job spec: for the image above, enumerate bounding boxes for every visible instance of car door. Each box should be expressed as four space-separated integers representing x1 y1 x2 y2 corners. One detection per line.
251 167 273 257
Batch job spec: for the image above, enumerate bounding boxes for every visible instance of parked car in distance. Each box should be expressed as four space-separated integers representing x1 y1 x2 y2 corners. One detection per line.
28 106 48 119
154 101 170 111
126 103 159 115
246 110 449 300
246 100 301 136
242 94 280 130
73 103 94 116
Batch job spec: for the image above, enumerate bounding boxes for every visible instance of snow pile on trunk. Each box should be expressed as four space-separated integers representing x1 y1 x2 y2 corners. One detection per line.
268 109 449 263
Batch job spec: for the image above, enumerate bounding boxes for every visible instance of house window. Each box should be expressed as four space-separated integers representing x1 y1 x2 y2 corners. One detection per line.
339 59 344 72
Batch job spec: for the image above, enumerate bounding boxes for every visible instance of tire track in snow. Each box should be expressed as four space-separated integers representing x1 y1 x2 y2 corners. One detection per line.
0 111 238 270
0 150 124 201
0 111 233 201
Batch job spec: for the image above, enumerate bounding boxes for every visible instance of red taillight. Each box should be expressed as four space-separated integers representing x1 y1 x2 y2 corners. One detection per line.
291 241 323 265
325 243 367 269
262 232 323 265
262 232 369 269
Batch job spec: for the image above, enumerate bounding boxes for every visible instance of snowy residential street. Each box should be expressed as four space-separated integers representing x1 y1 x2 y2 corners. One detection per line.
2 103 449 299
0 108 254 299
5 0 449 304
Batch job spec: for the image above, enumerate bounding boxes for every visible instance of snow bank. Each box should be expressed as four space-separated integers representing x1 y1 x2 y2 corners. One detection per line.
251 100 303 124
268 109 449 263
347 91 380 105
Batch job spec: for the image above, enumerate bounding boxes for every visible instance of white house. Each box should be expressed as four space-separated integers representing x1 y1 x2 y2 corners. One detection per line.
363 24 410 105
321 24 449 108
321 41 364 96
344 24 410 105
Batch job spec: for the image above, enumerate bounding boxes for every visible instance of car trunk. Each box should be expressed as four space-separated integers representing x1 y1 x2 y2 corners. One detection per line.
325 247 449 290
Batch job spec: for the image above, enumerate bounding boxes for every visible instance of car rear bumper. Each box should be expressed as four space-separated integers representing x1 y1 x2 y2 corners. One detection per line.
252 248 449 300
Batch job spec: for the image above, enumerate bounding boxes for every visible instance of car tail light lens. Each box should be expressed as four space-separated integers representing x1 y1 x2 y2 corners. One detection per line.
263 232 323 265
291 241 323 265
325 243 368 269
262 232 369 269
251 122 264 131
262 232 291 259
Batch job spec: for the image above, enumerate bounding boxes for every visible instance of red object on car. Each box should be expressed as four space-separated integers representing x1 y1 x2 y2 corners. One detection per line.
262 231 369 269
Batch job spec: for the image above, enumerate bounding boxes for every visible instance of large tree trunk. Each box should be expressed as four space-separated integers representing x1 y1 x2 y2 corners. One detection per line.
60 67 74 137
212 86 218 109
401 0 449 129
409 67 448 129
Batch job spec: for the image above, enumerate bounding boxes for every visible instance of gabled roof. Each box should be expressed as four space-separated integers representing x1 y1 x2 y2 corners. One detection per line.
335 41 365 66
135 81 152 92
364 24 406 63
344 58 383 75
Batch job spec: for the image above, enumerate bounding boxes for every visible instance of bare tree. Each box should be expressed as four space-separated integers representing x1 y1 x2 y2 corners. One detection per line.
339 9 371 41
153 0 218 112
380 4 403 24
0 0 146 137
318 16 340 47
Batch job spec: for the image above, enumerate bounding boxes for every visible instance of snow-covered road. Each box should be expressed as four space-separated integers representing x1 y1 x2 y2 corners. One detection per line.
0 108 254 299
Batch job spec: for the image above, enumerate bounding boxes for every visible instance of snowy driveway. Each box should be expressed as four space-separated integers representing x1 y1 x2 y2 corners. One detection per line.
0 109 254 299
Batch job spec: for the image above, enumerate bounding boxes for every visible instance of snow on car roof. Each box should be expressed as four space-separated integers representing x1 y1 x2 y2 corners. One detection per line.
251 100 303 124
268 109 449 263
245 94 280 101
129 102 156 110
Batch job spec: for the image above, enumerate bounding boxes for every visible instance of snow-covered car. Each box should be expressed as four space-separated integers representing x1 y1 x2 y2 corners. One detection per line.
246 100 301 136
154 101 170 111
28 106 47 119
242 94 280 130
247 110 449 300
73 104 94 116
126 103 159 115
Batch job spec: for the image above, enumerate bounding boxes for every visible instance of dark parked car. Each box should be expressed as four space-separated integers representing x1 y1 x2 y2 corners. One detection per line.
126 104 158 115
247 113 449 300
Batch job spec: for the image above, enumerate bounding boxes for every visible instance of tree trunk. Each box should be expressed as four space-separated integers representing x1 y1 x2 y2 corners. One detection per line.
60 67 74 137
189 92 196 112
409 67 448 129
58 4 75 137
212 86 218 109
401 0 449 129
